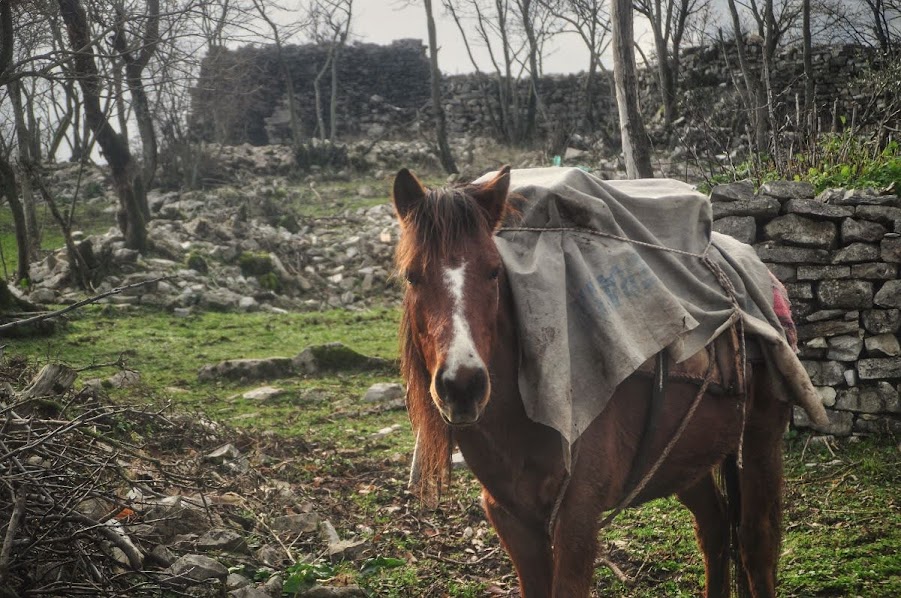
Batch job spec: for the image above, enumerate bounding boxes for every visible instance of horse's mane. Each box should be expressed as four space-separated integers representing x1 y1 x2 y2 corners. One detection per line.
396 182 521 504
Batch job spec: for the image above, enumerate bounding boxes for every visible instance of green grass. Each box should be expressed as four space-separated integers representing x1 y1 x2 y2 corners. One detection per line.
8 307 901 596
0 198 115 278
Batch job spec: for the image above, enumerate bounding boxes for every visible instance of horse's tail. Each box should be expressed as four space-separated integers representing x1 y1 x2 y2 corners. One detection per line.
721 454 752 598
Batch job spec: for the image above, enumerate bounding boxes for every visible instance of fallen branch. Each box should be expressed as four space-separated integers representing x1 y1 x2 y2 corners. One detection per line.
0 486 26 583
0 277 171 333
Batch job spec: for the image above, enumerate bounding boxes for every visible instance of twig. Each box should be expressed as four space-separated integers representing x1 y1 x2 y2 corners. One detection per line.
0 277 172 333
597 556 631 584
0 486 26 583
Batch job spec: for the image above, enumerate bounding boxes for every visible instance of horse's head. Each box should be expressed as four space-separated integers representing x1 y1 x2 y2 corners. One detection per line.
393 166 511 426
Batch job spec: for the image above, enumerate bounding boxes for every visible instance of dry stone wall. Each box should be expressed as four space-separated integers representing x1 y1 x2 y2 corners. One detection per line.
192 40 889 147
710 181 901 435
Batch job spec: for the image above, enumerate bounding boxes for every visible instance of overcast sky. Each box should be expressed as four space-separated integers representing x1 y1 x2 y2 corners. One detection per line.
327 0 658 75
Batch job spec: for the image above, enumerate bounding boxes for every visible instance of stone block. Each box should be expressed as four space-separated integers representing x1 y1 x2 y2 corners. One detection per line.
881 235 901 263
796 319 861 340
793 406 853 435
865 333 900 357
874 280 901 308
763 214 836 247
833 191 900 207
816 280 873 309
801 360 846 385
784 282 814 300
850 262 897 279
826 334 864 361
841 218 886 243
862 309 901 334
835 382 900 413
805 309 846 322
832 243 880 263
754 243 830 263
710 181 755 202
760 180 815 200
713 216 757 244
713 197 781 219
854 205 901 227
857 358 901 379
796 265 850 280
784 199 852 219
766 263 797 282
814 386 837 407
853 414 901 434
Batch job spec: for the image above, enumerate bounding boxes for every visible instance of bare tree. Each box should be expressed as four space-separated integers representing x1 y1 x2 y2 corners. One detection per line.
612 0 653 177
57 0 147 252
0 1 31 283
538 0 611 127
111 0 161 192
633 0 709 130
424 0 458 174
309 0 353 142
725 0 803 153
443 0 555 144
252 0 304 147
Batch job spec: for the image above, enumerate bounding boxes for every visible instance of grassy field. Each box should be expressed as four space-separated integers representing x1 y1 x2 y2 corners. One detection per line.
9 307 900 597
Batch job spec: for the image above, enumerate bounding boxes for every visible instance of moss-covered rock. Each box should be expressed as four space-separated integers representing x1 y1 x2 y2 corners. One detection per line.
238 252 273 277
186 252 209 274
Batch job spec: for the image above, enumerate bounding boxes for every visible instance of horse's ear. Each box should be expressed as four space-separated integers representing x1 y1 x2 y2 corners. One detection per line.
472 165 511 229
393 168 426 220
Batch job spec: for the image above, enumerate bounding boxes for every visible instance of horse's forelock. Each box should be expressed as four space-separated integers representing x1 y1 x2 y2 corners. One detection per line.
396 187 493 275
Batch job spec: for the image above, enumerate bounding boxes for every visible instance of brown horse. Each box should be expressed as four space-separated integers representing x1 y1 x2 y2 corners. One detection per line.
393 166 791 598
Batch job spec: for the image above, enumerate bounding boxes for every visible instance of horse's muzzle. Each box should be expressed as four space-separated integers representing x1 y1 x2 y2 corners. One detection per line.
433 366 489 425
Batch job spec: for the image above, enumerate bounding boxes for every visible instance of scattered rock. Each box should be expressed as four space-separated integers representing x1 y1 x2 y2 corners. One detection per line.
204 444 242 464
293 343 391 375
109 369 141 388
271 512 320 534
167 554 228 584
242 386 286 401
196 528 250 553
198 357 296 382
362 382 405 403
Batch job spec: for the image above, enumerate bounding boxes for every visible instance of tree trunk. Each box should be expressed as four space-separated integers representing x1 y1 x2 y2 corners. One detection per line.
8 79 40 260
424 0 457 174
802 0 814 140
58 0 147 253
329 45 340 142
611 0 653 178
113 0 159 195
0 157 30 282
313 52 332 140
726 0 768 152
654 33 676 129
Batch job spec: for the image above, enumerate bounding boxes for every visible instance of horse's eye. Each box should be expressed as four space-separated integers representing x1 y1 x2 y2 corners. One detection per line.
489 267 500 281
406 272 420 286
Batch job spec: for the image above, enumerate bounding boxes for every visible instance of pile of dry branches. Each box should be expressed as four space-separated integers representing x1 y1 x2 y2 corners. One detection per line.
0 358 281 597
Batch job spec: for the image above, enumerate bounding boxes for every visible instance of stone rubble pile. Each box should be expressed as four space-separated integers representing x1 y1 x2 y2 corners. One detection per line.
710 181 901 435
26 175 403 313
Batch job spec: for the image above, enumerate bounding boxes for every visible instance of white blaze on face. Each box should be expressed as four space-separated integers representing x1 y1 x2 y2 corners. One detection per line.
442 261 486 377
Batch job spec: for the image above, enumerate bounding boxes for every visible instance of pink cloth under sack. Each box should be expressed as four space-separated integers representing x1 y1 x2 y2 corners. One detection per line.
769 272 798 352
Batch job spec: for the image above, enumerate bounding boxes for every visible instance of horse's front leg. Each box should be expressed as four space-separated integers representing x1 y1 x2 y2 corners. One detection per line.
482 490 553 598
549 493 600 598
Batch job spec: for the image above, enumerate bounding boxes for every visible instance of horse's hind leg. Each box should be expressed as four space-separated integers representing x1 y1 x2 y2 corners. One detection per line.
736 371 790 598
482 490 552 598
677 471 731 598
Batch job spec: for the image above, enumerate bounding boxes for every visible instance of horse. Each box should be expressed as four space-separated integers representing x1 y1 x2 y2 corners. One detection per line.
392 166 793 598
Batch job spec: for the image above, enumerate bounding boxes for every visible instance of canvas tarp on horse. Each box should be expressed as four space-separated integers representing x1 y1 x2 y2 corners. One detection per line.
485 168 828 456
